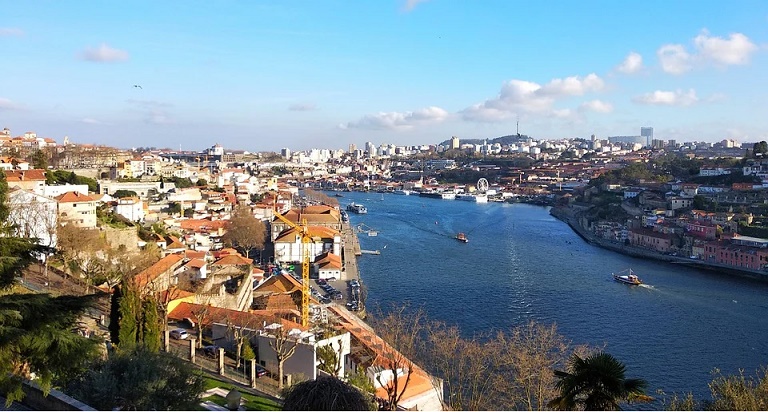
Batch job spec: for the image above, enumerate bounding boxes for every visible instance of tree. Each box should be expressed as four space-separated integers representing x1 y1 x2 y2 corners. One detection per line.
116 279 141 350
225 314 261 368
221 205 266 259
190 303 211 348
422 321 498 410
369 304 425 410
492 321 591 411
548 352 650 411
281 376 374 411
112 189 138 198
268 319 300 390
704 367 768 411
0 171 39 289
753 141 768 156
29 149 48 170
0 294 101 405
317 343 343 377
55 223 104 283
66 346 206 411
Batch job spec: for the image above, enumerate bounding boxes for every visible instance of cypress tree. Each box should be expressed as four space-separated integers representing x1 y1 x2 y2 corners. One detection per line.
142 295 161 352
117 279 140 350
109 285 123 345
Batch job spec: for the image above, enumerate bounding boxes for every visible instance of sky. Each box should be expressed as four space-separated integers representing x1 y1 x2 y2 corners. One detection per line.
1 1 767 152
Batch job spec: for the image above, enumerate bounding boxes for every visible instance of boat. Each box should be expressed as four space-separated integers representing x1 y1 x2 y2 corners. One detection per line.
455 193 489 203
334 193 344 197
346 203 367 214
455 232 468 243
393 189 412 195
612 269 642 285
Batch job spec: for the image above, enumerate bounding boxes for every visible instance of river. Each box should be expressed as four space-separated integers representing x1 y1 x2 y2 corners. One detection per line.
336 190 768 404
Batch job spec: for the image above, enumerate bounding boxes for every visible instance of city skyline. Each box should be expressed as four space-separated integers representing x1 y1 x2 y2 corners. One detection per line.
1 0 767 152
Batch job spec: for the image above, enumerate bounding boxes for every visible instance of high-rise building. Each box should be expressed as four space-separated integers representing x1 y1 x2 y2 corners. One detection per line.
450 136 460 149
641 127 654 146
348 143 357 154
281 148 291 158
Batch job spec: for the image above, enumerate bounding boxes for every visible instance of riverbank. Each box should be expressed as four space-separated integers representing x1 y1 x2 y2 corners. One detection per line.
550 205 768 281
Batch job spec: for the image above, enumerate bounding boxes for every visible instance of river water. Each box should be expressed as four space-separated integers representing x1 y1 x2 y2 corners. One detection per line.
337 191 768 403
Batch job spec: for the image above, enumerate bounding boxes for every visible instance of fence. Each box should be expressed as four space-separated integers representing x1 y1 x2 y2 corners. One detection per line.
164 339 281 398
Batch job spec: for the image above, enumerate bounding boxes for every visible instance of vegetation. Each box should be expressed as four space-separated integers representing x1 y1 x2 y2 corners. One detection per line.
66 346 206 411
0 294 101 405
202 376 281 410
281 376 374 411
45 170 98 193
221 205 266 259
549 352 650 411
112 189 138 198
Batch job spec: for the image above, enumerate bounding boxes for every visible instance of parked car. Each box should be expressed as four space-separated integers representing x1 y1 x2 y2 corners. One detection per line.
203 345 222 357
255 365 268 378
170 328 188 340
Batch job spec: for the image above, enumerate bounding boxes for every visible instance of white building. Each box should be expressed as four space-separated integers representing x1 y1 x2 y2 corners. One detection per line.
7 188 58 248
114 197 145 222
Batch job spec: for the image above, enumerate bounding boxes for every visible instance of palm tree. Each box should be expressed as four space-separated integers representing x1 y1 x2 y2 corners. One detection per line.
548 351 650 411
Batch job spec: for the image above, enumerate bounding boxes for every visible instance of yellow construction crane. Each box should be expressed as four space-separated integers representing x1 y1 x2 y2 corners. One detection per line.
272 206 312 327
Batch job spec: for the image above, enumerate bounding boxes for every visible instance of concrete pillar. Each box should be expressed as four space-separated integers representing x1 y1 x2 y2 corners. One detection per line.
249 359 257 388
218 347 225 375
189 338 196 363
163 330 170 352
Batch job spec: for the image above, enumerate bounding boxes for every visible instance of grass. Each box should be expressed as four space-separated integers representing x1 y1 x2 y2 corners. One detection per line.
200 376 282 411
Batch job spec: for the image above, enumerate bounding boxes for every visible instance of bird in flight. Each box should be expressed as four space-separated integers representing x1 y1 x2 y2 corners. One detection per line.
133 84 142 89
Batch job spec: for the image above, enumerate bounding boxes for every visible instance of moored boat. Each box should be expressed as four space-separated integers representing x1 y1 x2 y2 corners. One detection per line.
612 269 642 285
346 203 367 214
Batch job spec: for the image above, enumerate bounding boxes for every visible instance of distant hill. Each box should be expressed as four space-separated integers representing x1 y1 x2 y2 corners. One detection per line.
439 134 532 147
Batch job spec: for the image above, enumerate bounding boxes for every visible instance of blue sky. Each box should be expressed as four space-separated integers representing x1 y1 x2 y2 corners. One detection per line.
1 1 767 152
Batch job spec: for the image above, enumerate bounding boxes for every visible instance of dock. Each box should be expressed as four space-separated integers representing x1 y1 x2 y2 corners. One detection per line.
341 221 361 282
361 250 380 255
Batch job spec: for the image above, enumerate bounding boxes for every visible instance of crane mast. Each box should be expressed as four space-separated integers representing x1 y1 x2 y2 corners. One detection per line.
273 206 311 327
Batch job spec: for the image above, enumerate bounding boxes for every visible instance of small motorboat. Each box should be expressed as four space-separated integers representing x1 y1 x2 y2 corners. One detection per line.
613 269 642 285
455 232 468 243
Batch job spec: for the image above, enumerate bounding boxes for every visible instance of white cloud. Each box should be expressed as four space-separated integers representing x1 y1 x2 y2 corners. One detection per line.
538 73 604 96
579 100 614 113
616 52 643 74
289 103 317 111
632 89 699 106
343 106 448 130
0 27 24 37
658 44 692 74
694 31 757 65
79 43 129 62
462 73 605 122
657 30 758 74
403 0 429 11
0 97 21 110
81 118 103 125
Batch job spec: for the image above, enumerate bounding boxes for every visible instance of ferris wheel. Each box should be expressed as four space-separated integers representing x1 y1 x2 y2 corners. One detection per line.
477 178 489 192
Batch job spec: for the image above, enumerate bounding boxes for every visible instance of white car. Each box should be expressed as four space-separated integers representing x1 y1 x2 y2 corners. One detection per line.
170 328 189 340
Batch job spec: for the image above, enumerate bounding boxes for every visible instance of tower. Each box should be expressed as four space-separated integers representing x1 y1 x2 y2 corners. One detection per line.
641 127 654 147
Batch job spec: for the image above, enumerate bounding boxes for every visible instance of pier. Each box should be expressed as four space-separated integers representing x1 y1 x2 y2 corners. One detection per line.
361 250 380 255
340 221 361 281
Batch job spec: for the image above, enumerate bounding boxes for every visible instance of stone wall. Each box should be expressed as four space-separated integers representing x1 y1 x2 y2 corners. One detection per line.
101 226 140 252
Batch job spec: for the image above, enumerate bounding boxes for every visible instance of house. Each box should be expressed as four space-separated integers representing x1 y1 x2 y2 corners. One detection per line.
55 191 97 228
114 196 145 222
628 227 675 253
4 169 47 195
273 226 342 264
313 252 342 280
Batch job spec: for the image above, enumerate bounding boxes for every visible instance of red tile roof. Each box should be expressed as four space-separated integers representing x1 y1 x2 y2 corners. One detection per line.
55 191 95 203
4 169 46 182
133 253 184 289
213 254 252 266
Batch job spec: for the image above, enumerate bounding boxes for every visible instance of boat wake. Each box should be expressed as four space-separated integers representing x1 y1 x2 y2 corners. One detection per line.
639 284 655 290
